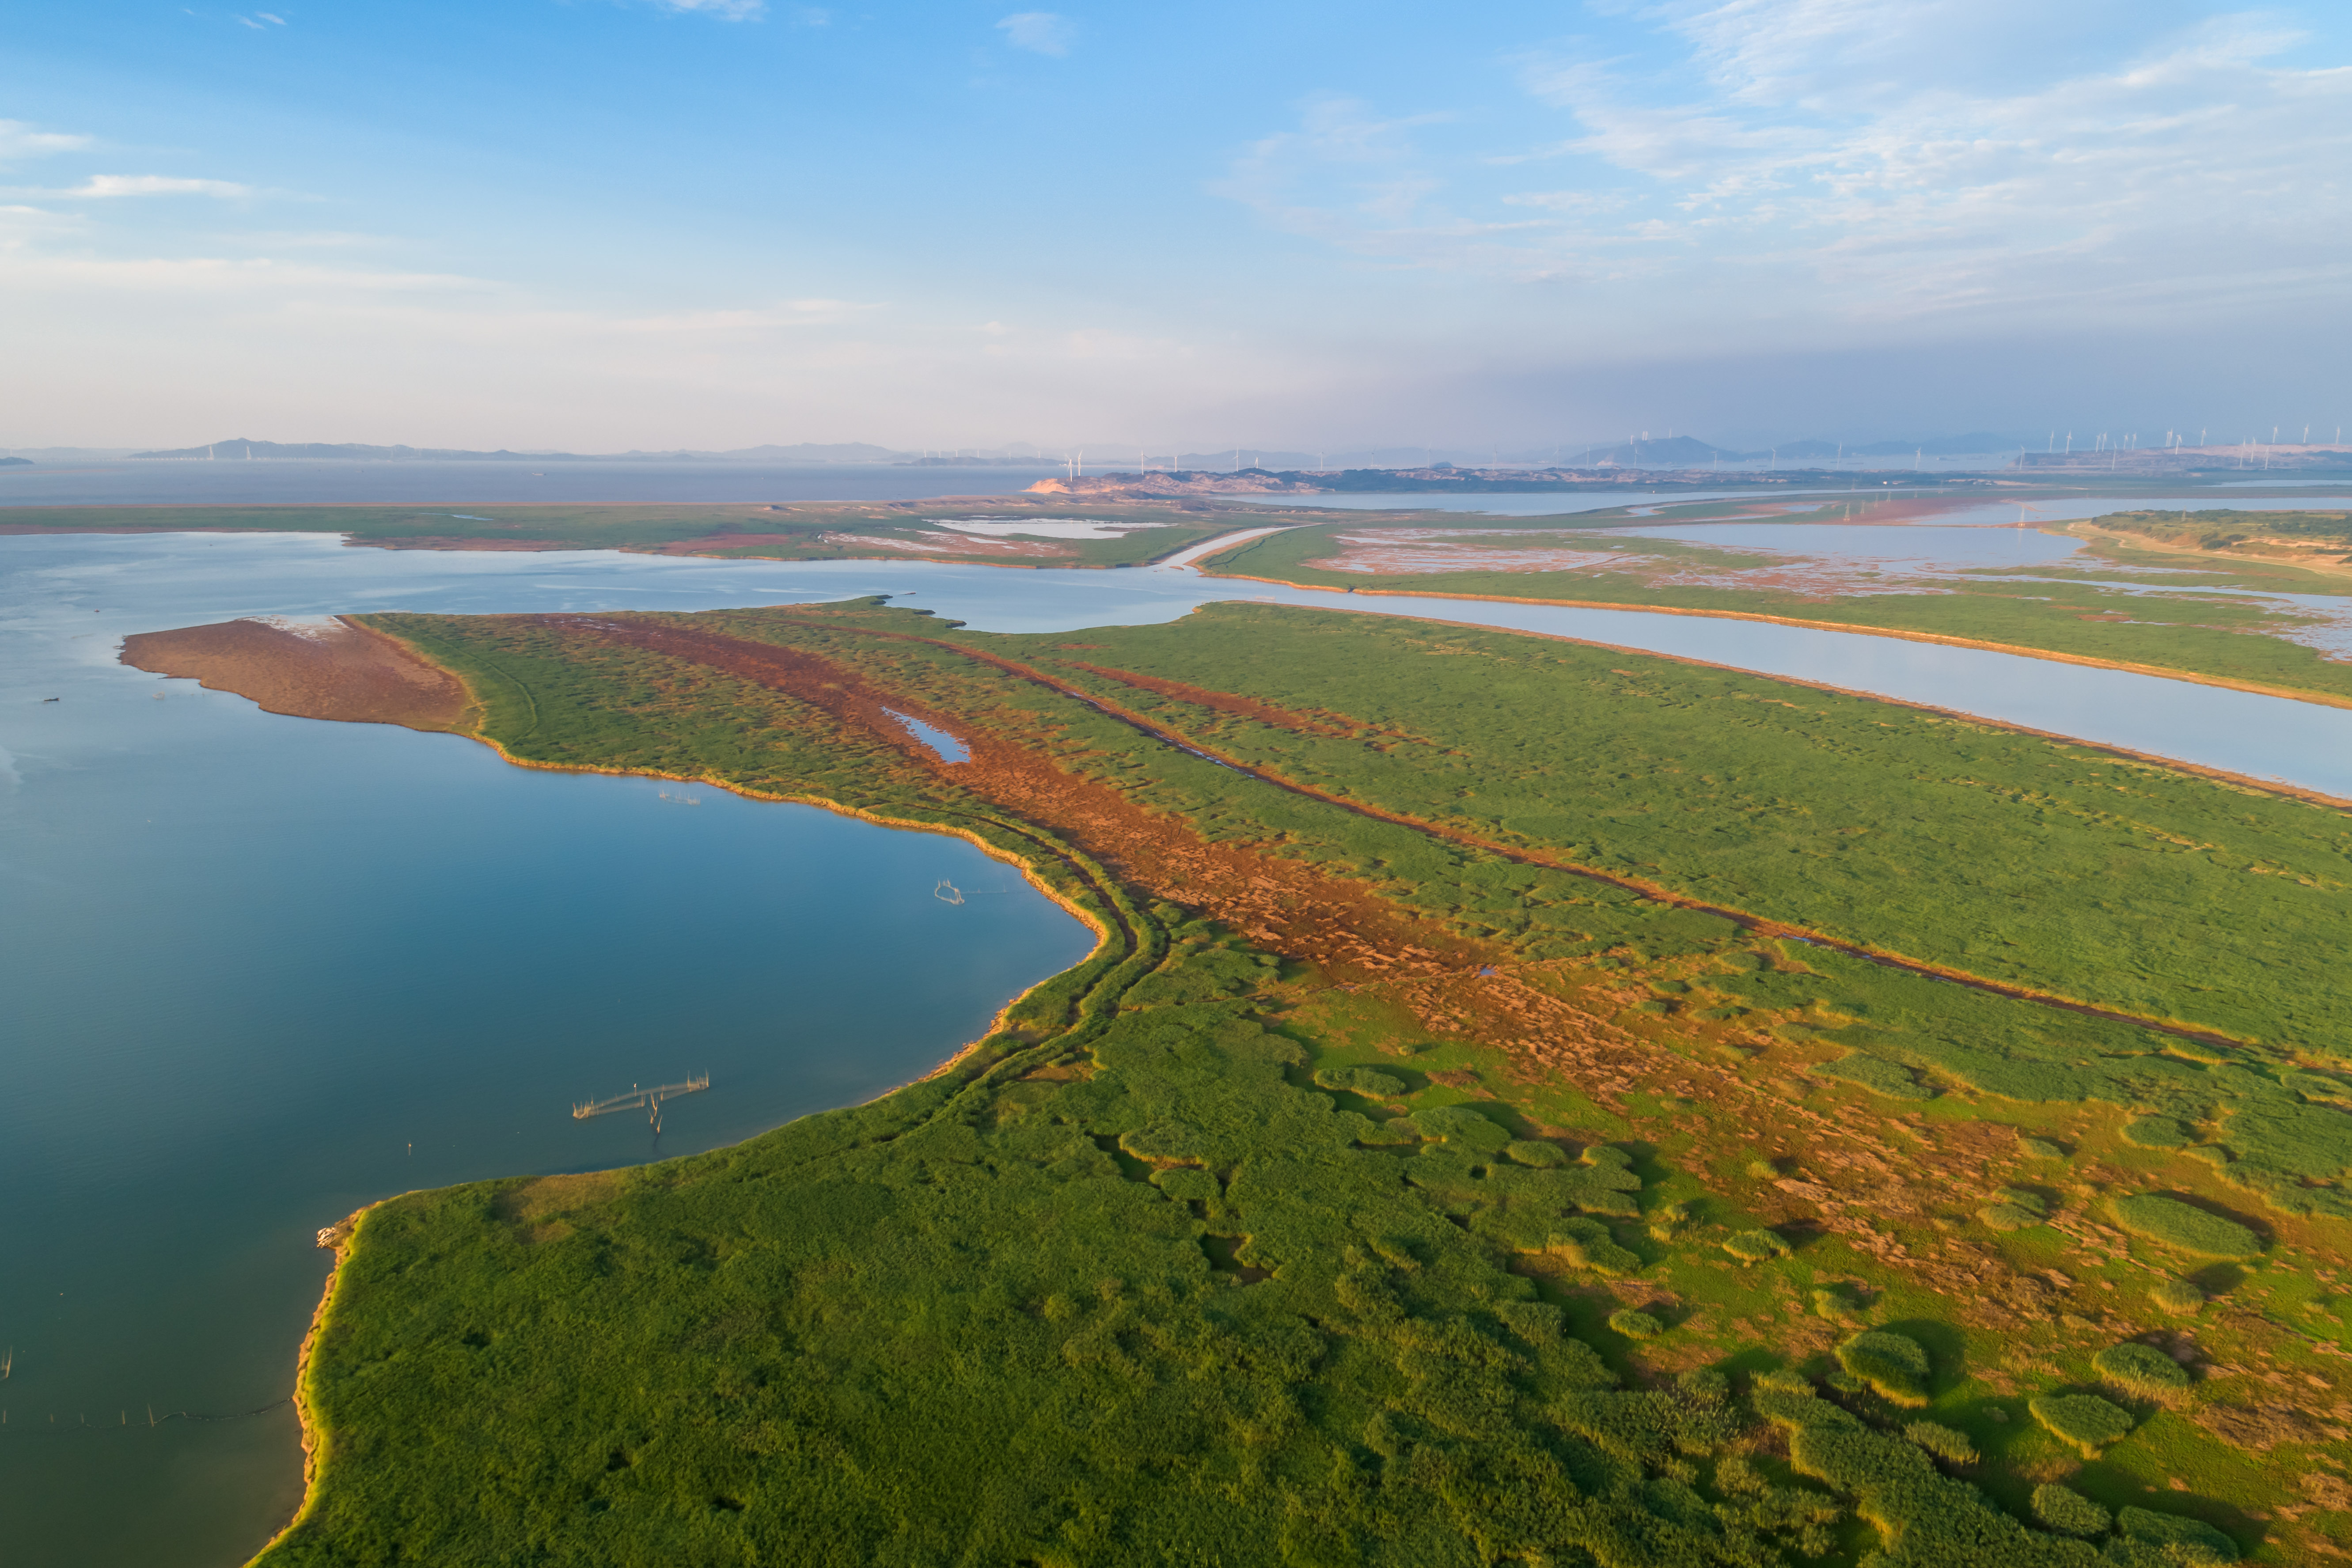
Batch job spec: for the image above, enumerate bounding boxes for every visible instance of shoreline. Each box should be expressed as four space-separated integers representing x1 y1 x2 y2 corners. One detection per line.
1201 567 2352 712
247 1200 376 1562
233 627 1123 1564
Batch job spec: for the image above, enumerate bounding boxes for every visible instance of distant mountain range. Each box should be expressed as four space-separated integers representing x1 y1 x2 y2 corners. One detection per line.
1564 433 2027 466
124 439 960 464
110 433 2043 470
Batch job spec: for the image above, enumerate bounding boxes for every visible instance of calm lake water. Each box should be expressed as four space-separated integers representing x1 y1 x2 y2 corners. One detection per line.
0 460 1064 508
0 539 1097 1567
7 519 2352 1565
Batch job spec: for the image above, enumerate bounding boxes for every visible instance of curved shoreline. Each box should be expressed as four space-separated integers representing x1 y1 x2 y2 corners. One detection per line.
248 1204 375 1560
182 603 2339 1557
1200 568 2352 712
241 628 1122 1563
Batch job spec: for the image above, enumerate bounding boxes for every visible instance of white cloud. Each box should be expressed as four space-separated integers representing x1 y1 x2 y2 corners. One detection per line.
1224 9 2352 336
0 120 92 162
0 250 486 296
656 0 766 19
58 174 259 199
997 11 1074 57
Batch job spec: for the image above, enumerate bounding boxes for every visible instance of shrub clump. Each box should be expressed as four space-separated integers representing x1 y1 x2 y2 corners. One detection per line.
1408 1104 1512 1151
2123 1116 2194 1148
2019 1135 2067 1160
2031 1482 2112 1538
2029 1391 2135 1456
2151 1278 2206 1315
2114 1506 2238 1562
2110 1194 2265 1259
1981 1185 2049 1231
1810 1286 1862 1322
1544 1217 1640 1275
1503 1138 1563 1167
1903 1420 1977 1463
2094 1341 2192 1399
1607 1308 1664 1340
1312 1065 1408 1100
1722 1228 1791 1263
1835 1329 1932 1406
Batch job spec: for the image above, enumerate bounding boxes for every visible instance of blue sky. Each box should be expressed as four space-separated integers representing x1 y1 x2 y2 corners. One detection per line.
5 1 2350 451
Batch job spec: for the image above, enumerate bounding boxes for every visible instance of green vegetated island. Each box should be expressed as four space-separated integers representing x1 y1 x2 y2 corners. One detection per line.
201 590 2352 1567
1199 503 2352 711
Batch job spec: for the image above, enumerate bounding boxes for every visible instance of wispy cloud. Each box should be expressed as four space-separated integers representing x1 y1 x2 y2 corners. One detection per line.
0 120 93 162
997 11 1074 57
49 174 260 199
654 0 766 19
1224 6 2352 331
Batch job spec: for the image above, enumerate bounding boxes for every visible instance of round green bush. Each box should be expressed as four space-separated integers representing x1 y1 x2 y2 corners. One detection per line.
1836 1330 1932 1406
2019 1135 2067 1159
1312 1065 1410 1100
2151 1278 2206 1315
1408 1105 1512 1152
2029 1392 2135 1456
1810 1287 1859 1322
1503 1139 1565 1167
2122 1117 2193 1148
2093 1341 2191 1398
1904 1420 1977 1463
2114 1506 2238 1562
2109 1194 2264 1259
2031 1482 2112 1538
1722 1228 1791 1263
1607 1308 1664 1340
1980 1203 2041 1232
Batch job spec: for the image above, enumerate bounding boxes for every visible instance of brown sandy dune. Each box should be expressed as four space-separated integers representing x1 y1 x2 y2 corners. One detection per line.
120 616 470 731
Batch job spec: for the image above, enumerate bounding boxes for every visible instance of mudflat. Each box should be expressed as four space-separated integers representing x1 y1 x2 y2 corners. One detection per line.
120 616 470 731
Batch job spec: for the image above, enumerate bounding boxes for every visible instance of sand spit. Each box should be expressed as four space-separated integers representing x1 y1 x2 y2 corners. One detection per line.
120 615 471 731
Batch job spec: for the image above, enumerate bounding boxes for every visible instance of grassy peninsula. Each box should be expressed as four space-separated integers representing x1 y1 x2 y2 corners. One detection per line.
234 598 2352 1565
1203 509 2352 707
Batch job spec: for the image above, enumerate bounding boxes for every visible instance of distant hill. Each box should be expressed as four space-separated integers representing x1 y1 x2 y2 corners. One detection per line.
0 456 31 467
1565 436 1736 468
130 439 585 462
124 438 959 464
1732 433 2026 460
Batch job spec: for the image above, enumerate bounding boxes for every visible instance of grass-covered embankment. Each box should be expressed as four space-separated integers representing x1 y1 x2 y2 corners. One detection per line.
1203 520 2352 706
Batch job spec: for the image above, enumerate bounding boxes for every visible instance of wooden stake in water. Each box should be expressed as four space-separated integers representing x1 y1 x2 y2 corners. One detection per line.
571 1074 710 1122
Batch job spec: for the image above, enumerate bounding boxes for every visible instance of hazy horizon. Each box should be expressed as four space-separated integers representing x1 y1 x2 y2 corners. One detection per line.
7 2 2349 453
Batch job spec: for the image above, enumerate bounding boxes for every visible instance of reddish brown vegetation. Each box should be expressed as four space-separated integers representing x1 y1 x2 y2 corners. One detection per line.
121 617 470 730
